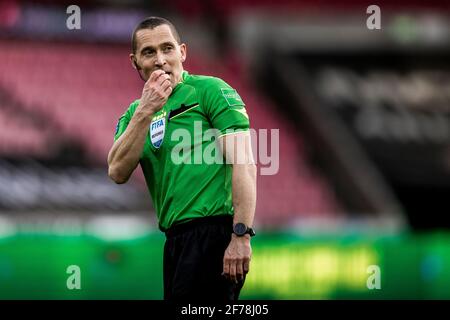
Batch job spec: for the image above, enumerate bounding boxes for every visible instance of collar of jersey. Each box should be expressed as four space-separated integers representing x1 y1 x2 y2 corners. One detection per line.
172 70 189 94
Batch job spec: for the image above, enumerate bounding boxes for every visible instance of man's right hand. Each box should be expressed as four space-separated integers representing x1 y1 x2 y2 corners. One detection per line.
137 69 172 115
107 70 172 184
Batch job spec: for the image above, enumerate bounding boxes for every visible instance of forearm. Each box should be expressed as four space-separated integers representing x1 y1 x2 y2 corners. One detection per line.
223 162 256 282
108 111 153 183
232 163 257 227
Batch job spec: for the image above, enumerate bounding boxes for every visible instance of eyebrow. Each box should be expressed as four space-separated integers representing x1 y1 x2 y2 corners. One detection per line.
140 41 175 54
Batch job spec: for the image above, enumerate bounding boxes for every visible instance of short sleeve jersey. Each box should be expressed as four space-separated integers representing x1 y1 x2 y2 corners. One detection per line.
114 71 250 230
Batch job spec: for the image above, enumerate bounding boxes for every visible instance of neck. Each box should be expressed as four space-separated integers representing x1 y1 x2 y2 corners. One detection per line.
175 69 184 84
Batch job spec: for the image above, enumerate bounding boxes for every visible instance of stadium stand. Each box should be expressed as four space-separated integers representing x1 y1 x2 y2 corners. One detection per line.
0 39 342 227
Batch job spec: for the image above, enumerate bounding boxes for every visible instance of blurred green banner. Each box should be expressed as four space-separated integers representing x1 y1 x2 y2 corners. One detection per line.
1 231 449 299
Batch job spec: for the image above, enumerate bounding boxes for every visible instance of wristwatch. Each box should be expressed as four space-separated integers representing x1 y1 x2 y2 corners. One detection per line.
233 223 256 237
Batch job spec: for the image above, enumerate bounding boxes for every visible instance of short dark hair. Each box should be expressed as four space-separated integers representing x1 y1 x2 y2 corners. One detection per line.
131 16 181 54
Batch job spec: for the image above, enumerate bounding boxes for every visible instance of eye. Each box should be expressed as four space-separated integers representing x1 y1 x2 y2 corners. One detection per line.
163 46 173 53
143 50 155 57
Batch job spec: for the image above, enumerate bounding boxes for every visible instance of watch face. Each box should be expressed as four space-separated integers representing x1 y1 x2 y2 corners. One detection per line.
233 223 247 236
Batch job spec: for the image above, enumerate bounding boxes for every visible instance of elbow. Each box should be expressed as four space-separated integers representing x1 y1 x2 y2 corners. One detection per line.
249 163 257 183
108 165 129 184
247 163 257 178
233 163 257 183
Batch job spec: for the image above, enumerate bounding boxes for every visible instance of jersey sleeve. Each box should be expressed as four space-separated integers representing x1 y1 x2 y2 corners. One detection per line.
201 77 250 137
114 100 140 141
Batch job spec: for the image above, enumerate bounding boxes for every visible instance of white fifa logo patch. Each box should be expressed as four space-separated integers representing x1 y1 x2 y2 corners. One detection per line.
150 117 166 148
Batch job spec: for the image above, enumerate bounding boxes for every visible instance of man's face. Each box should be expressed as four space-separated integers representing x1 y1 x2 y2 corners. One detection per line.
131 24 186 88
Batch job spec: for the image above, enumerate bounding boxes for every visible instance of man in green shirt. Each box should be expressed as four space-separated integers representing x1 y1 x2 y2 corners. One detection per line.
107 17 257 301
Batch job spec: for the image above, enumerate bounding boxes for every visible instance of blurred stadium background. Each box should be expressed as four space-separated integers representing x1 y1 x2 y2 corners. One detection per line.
0 0 450 299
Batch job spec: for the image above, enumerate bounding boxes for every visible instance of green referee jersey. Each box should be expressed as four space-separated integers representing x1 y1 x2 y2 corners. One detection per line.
114 71 250 230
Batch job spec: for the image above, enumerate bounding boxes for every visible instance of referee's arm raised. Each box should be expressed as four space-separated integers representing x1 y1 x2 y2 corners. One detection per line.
108 70 171 183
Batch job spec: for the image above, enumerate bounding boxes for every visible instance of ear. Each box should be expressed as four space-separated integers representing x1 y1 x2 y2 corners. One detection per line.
129 53 137 70
180 43 187 63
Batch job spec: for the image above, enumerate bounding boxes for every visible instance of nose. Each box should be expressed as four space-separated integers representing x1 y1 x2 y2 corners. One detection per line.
154 50 165 67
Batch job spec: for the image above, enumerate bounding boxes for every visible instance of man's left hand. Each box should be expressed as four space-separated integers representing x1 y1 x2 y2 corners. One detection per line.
222 234 252 283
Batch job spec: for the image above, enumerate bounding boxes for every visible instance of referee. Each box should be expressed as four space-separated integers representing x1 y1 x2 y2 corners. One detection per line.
107 17 256 301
